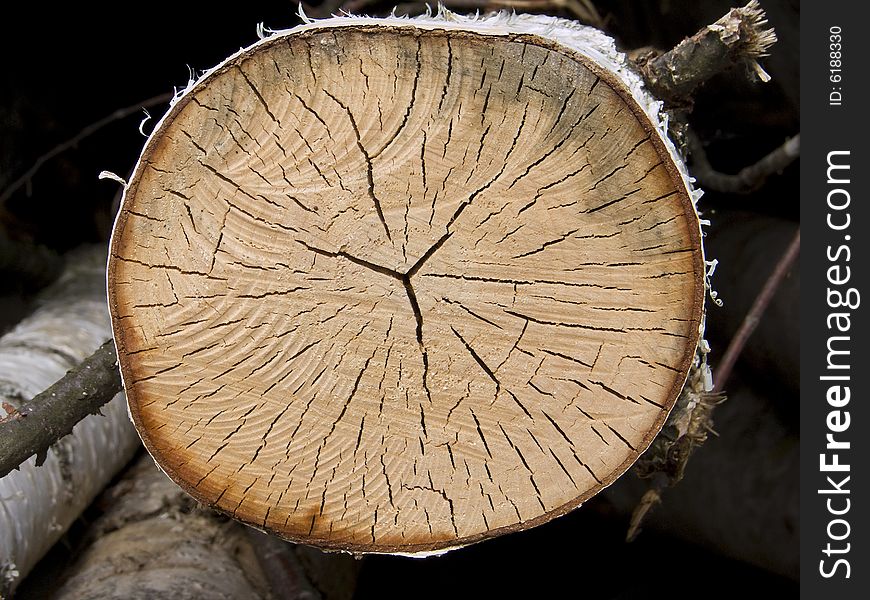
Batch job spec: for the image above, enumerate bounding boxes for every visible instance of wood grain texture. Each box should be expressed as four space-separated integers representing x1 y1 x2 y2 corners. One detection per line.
108 25 704 553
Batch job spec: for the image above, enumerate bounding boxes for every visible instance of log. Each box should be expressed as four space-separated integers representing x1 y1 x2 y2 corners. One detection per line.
0 246 140 597
49 454 273 600
107 10 707 554
638 1 777 104
44 453 359 599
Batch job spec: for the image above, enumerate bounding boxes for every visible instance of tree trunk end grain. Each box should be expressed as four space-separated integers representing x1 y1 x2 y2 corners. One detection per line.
108 11 707 554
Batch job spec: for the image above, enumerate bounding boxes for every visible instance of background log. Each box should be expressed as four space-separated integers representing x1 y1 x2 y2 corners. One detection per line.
0 246 140 597
47 454 273 600
16 453 360 600
705 212 799 398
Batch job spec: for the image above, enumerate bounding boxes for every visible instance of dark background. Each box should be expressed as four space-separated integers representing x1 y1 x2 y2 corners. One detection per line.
1 1 799 597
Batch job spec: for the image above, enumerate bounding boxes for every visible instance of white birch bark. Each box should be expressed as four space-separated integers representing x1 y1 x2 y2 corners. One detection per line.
0 246 140 596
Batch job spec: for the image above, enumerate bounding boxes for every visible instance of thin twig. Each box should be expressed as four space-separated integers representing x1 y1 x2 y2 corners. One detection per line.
0 92 174 208
689 131 800 194
638 1 777 104
0 340 122 478
713 229 800 393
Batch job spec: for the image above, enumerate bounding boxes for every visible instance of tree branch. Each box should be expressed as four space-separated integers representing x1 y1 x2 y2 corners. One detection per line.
689 131 800 194
0 340 122 478
0 92 173 209
638 1 777 104
713 229 800 392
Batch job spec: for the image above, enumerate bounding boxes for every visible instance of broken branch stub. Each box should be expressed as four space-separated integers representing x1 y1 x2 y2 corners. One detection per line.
108 13 705 554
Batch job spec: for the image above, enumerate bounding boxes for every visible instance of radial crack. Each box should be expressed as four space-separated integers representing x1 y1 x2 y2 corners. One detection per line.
322 89 392 242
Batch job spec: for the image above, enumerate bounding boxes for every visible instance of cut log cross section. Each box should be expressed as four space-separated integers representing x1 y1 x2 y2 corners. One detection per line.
108 19 704 554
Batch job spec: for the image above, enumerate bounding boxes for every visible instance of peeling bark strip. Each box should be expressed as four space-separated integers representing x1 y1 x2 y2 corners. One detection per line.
108 12 705 554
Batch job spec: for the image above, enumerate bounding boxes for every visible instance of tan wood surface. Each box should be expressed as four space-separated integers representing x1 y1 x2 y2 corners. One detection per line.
109 25 704 553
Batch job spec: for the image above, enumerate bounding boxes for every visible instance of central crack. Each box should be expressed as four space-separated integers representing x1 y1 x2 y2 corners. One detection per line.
296 237 449 402
400 272 432 402
293 179 484 410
